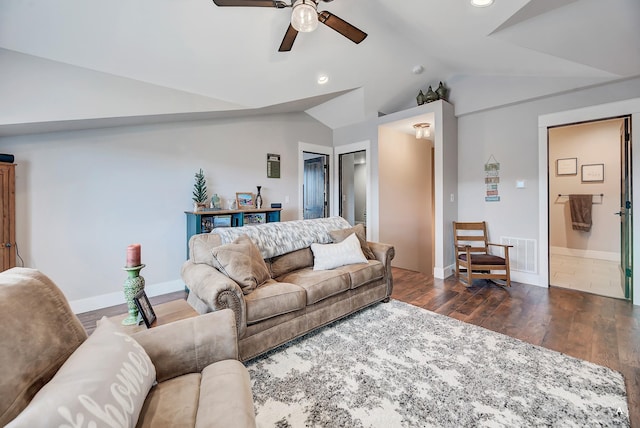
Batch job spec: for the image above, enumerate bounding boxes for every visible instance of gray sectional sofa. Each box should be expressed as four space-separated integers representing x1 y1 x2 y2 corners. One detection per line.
181 217 395 362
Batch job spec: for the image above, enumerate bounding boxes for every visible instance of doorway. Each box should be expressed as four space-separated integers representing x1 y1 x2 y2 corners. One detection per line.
547 117 631 299
303 152 329 219
339 150 366 227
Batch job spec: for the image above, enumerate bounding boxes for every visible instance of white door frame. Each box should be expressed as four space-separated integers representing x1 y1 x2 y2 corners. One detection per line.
538 97 640 305
298 142 333 220
333 141 372 239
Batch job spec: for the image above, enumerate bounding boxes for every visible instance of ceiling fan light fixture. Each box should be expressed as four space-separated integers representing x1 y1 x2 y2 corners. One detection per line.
470 0 494 7
291 0 318 33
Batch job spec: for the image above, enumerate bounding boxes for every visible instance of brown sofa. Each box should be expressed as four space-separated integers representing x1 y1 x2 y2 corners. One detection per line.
181 217 395 362
0 267 255 428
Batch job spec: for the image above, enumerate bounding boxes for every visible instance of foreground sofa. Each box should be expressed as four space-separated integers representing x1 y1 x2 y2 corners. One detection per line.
0 267 255 428
181 217 395 362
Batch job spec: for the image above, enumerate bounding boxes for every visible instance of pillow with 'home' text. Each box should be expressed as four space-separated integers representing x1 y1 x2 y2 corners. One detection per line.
7 317 156 428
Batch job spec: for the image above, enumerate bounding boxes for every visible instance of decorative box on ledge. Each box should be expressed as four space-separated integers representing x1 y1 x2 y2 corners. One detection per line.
184 208 281 258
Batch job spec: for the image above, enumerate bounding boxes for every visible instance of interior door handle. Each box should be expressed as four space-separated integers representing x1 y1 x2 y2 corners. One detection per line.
614 211 625 216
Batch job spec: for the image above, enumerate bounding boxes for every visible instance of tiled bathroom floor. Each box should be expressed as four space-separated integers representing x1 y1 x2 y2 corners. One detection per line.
549 254 625 299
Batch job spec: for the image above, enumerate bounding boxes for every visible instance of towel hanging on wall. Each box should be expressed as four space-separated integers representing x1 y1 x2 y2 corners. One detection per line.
569 194 593 232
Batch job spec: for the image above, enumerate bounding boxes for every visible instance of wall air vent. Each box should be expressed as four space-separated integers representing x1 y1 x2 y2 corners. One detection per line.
500 237 537 274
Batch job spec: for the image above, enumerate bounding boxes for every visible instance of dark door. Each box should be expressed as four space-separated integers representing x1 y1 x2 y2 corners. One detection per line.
619 117 632 299
304 155 328 219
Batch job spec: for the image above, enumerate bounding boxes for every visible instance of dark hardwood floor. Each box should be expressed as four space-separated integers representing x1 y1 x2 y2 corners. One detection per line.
78 267 640 426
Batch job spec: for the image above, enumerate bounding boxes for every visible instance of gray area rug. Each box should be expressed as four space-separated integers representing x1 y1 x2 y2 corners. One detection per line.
247 300 629 427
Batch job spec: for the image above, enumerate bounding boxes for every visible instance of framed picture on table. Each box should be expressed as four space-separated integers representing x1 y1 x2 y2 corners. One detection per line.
134 290 157 328
236 192 254 209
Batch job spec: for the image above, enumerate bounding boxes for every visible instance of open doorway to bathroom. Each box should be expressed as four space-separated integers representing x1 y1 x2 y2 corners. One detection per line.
548 116 631 299
339 151 366 227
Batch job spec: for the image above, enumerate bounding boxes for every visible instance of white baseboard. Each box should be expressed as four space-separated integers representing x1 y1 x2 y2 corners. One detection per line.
69 279 185 314
512 271 544 287
434 264 455 279
550 246 619 262
449 267 543 287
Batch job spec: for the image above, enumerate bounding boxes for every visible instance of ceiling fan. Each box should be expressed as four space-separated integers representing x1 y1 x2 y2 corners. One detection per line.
211 0 367 52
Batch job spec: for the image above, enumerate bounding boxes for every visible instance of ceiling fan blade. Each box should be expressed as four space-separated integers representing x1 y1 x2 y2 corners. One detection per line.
318 11 367 44
212 0 288 7
279 24 299 52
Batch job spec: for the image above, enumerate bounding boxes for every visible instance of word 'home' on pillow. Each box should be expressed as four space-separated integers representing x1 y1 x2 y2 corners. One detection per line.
311 232 368 271
6 318 156 428
211 234 271 294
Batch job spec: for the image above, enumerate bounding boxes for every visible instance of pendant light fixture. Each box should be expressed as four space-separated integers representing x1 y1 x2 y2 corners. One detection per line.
413 123 431 139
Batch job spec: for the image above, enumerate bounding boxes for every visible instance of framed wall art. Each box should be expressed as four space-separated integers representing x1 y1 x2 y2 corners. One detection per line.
581 163 604 182
556 158 577 176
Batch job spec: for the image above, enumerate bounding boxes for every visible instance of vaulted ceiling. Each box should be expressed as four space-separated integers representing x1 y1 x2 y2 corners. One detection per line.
1 0 639 136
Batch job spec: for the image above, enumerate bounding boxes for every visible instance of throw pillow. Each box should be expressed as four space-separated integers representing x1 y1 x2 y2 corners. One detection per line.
7 317 156 428
311 233 368 271
329 224 376 260
211 234 271 294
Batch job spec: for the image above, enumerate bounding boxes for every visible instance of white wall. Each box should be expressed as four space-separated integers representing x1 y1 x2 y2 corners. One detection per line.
0 112 332 311
458 76 640 289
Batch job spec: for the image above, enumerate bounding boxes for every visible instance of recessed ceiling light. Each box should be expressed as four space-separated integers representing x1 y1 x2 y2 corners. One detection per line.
317 74 329 85
471 0 494 7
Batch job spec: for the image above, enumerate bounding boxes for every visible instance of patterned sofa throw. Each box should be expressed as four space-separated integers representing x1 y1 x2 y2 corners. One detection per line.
211 216 351 259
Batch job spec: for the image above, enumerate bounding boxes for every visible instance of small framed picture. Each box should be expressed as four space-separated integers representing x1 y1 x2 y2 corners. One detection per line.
556 158 577 176
236 192 254 209
581 163 604 182
134 290 156 328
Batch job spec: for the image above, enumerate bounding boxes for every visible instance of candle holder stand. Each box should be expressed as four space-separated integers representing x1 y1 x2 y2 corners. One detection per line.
122 264 146 325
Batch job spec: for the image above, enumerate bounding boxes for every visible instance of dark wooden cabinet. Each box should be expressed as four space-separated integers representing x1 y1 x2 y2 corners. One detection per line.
0 163 16 272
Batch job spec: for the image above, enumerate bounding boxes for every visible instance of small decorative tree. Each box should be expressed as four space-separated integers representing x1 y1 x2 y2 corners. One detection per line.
192 168 208 211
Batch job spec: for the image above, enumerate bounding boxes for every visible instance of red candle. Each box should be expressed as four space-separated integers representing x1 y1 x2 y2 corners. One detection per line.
126 244 141 267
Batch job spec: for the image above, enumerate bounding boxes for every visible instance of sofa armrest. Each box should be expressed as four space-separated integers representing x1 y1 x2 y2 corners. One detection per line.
367 241 395 297
181 260 247 338
132 309 238 383
368 241 395 266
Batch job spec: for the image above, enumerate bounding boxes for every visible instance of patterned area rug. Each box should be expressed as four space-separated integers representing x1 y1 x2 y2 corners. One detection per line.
247 300 629 427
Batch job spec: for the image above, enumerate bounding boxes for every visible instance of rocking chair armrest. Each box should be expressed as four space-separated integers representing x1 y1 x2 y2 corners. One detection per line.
487 243 513 258
487 242 513 249
464 244 472 259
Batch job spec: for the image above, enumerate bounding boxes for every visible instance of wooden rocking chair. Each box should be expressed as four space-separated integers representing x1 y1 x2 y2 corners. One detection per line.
452 221 513 287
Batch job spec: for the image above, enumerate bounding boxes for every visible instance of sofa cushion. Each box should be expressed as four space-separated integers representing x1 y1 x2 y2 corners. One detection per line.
212 234 271 294
7 317 156 428
329 223 376 260
244 280 306 324
269 247 314 278
137 373 201 428
335 260 385 289
189 232 223 266
197 360 256 428
0 268 88 426
311 233 368 271
277 268 351 305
